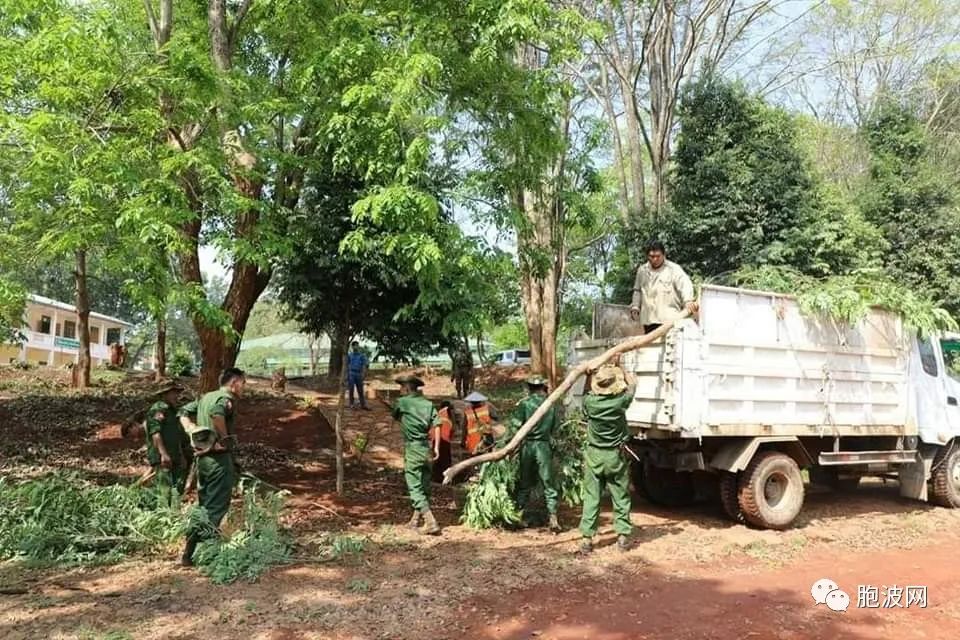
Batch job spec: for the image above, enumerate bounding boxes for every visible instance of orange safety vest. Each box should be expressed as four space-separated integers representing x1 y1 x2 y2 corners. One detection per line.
430 406 455 444
463 403 493 454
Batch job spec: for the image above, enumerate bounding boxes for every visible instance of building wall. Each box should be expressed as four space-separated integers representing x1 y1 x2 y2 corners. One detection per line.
0 344 19 364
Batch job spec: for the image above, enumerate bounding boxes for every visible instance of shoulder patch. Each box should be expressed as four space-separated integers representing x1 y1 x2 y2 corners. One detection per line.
225 399 233 412
153 411 165 421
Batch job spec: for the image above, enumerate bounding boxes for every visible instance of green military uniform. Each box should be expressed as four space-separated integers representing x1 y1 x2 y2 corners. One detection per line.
144 399 191 508
392 391 441 512
452 344 474 399
179 389 237 537
511 391 559 517
579 381 637 539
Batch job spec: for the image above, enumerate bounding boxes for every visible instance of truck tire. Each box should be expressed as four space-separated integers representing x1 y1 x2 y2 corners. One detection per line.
641 460 696 507
719 472 745 523
737 451 804 530
931 445 960 508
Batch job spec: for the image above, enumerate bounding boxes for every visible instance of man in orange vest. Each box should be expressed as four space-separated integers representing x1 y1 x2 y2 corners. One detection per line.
462 391 498 455
430 400 456 483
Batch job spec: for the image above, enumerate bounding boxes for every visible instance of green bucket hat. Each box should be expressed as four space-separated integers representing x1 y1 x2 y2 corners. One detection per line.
395 374 425 388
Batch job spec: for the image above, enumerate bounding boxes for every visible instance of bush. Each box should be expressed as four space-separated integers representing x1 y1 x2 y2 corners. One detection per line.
168 347 194 377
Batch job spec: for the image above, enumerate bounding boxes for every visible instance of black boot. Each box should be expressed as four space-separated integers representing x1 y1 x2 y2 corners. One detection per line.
180 535 198 567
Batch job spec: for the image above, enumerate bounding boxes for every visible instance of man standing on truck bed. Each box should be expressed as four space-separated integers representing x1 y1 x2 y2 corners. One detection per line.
579 362 637 554
630 240 696 334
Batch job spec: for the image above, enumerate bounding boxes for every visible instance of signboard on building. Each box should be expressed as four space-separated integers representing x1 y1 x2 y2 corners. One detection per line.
54 336 80 350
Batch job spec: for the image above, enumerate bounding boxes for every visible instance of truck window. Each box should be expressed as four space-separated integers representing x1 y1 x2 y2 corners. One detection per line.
918 337 939 377
940 340 960 381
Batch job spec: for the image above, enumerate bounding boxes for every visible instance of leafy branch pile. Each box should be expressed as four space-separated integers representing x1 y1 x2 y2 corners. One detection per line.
728 266 958 336
461 414 586 529
193 489 292 585
0 473 184 566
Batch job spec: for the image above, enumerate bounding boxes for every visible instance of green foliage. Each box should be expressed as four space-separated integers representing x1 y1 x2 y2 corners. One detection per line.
193 489 291 585
168 347 194 378
0 278 26 344
0 473 184 566
859 100 960 316
490 320 530 353
461 413 585 529
731 266 958 336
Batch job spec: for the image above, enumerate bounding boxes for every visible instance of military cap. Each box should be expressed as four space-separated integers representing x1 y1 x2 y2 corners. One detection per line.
591 364 627 395
525 376 548 387
394 374 425 387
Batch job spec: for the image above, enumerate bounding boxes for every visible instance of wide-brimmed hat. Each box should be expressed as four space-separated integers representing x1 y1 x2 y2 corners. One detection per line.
464 391 487 403
157 381 185 395
395 374 425 388
525 376 548 388
591 365 627 395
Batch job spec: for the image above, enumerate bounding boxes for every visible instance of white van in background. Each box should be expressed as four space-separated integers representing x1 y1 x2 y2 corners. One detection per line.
492 348 531 367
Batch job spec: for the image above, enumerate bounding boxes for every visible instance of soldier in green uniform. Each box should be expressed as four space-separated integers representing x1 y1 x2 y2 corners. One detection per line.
450 341 474 399
392 374 442 535
511 376 562 533
143 382 190 508
177 367 246 566
578 362 637 554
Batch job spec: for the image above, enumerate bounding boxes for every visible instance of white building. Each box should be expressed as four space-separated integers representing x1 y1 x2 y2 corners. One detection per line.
0 294 133 367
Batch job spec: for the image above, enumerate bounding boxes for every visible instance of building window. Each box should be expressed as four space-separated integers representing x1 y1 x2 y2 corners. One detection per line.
90 326 101 344
38 315 52 334
63 320 77 340
106 328 122 345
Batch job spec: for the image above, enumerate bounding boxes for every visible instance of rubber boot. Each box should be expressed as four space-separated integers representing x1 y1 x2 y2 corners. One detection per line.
548 514 562 534
420 509 441 536
617 534 631 552
578 538 593 555
180 535 198 567
406 510 422 531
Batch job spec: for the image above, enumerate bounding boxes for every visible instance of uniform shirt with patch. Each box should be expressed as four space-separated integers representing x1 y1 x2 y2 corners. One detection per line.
631 260 695 325
582 383 637 448
509 393 557 441
392 392 441 442
144 400 188 466
179 389 237 450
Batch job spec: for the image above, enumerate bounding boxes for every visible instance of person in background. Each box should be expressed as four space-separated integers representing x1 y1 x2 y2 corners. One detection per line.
177 367 246 567
347 341 370 410
511 376 562 533
450 340 474 399
630 240 697 334
578 361 637 555
462 391 497 455
392 375 442 535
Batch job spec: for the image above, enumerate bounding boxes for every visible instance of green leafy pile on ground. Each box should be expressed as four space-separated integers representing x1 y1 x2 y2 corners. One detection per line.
0 472 184 566
728 266 957 336
193 488 292 585
461 413 586 529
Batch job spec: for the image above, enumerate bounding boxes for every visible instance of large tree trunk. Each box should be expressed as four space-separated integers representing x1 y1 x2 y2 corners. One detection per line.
155 312 167 381
73 250 92 389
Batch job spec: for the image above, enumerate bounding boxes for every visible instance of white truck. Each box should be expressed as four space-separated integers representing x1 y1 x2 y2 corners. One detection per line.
568 284 960 529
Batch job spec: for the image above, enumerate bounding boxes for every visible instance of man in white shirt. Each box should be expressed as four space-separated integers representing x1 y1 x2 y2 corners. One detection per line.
630 240 696 333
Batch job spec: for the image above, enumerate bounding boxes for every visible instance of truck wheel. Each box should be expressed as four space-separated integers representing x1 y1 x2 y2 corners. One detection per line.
931 445 960 508
737 451 804 530
642 460 696 507
719 472 744 523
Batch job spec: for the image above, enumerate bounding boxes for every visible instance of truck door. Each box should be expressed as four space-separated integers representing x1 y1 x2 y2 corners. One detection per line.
938 338 960 436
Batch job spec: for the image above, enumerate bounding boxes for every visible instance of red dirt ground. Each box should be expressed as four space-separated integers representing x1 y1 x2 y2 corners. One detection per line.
3 368 960 639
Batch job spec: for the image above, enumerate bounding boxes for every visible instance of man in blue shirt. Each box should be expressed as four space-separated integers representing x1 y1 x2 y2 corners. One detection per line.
347 341 370 410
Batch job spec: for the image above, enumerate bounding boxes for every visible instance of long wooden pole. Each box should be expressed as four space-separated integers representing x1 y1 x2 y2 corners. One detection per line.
441 312 690 485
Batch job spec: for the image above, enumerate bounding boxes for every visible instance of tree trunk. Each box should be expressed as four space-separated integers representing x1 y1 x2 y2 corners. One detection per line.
442 312 689 484
309 334 318 376
73 249 92 389
328 324 348 379
155 312 167 381
334 335 349 495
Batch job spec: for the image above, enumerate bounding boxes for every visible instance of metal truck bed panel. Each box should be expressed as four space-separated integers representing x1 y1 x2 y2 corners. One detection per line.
569 286 913 438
